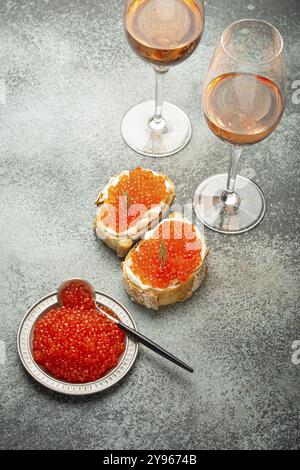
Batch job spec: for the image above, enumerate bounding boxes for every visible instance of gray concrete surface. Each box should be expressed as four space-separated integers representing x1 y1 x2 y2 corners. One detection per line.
0 0 299 450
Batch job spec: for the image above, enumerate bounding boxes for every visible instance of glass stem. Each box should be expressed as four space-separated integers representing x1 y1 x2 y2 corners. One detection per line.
149 67 168 132
221 146 243 209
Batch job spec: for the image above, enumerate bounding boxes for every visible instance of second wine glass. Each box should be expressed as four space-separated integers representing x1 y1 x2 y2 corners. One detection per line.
194 19 286 234
122 0 205 157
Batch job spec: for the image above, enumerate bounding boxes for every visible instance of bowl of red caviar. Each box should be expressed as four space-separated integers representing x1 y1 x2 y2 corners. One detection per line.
17 284 138 395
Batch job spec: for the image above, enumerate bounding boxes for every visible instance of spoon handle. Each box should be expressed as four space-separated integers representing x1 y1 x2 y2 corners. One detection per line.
96 305 193 373
117 322 194 373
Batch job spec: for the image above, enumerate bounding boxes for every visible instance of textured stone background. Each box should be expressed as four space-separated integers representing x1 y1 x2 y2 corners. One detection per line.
0 0 299 450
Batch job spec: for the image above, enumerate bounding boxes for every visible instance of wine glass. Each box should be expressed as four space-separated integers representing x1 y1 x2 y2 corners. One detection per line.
193 19 286 234
122 0 205 157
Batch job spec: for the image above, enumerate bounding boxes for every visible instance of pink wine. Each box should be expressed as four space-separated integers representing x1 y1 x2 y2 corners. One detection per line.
125 0 204 67
203 73 284 146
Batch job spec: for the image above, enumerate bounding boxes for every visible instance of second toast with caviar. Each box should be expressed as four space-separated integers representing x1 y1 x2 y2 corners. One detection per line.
94 167 175 257
122 212 209 309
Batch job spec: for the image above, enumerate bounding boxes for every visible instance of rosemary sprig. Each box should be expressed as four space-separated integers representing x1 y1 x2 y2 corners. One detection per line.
159 239 167 271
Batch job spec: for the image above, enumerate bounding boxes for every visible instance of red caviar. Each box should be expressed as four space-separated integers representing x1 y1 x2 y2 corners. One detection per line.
131 220 202 289
33 284 125 383
100 167 170 232
60 282 95 310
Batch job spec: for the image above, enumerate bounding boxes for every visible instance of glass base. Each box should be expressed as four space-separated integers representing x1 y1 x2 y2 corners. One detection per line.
121 100 192 157
193 174 266 234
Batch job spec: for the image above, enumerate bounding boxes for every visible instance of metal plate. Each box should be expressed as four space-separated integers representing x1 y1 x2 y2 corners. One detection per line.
17 291 138 395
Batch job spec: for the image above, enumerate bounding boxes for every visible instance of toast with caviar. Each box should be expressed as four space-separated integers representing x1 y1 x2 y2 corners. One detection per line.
94 167 175 257
122 212 209 309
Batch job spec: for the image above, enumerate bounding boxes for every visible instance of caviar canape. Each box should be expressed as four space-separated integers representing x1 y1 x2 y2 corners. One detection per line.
122 212 209 310
32 282 125 383
94 167 175 257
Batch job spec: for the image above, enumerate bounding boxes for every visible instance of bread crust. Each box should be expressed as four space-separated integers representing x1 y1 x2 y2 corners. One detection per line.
93 172 175 258
121 213 209 309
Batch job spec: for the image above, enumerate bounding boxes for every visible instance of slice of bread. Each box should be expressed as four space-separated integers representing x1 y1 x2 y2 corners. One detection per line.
122 212 209 309
93 168 175 257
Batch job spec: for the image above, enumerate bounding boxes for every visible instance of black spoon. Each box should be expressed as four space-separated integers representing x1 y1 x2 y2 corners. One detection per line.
57 278 193 373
